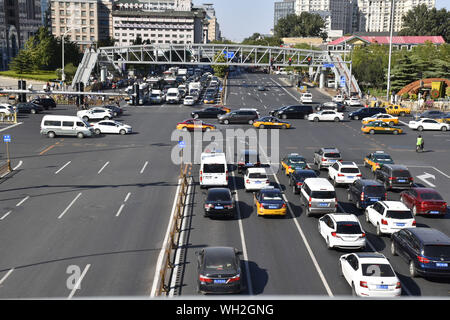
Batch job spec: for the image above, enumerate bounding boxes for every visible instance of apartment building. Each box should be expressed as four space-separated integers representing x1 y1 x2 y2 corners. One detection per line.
49 0 113 50
274 0 295 28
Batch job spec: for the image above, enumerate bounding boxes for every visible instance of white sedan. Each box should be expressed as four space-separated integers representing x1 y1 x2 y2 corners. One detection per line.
339 252 401 297
244 168 270 192
308 110 344 122
318 213 366 250
408 118 449 131
91 120 132 135
332 95 344 103
77 109 113 121
345 97 361 106
300 93 313 103
183 96 195 106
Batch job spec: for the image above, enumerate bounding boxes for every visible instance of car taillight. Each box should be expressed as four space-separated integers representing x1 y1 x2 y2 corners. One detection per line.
266 179 270 184
412 220 416 226
204 204 213 209
360 233 366 238
360 281 368 288
417 255 430 264
308 197 312 207
224 204 233 209
321 158 326 162
389 177 395 180
360 192 365 201
282 203 286 208
227 274 241 283
246 179 250 184
396 282 401 289
260 203 264 209
337 173 345 177
226 170 228 181
384 193 387 199
381 219 388 225
356 174 362 177
199 275 213 283
409 177 414 181
297 182 302 186
443 203 448 208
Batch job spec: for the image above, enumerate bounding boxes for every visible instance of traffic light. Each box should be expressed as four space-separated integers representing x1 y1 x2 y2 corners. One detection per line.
288 58 292 66
307 56 312 65
133 83 140 106
76 82 84 106
18 80 26 102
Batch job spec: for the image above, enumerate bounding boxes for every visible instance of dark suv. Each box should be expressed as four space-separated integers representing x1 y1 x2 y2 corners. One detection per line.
391 227 450 278
237 150 261 174
270 105 313 119
375 164 413 190
30 97 56 110
348 107 386 120
15 102 44 114
218 109 259 124
347 179 386 209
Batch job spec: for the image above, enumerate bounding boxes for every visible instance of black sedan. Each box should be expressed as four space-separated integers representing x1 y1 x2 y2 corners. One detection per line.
289 169 318 194
102 104 123 117
204 188 235 218
196 246 243 294
192 107 228 119
15 102 44 114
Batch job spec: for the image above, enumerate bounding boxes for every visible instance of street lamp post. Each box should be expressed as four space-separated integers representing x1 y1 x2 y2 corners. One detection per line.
386 0 395 102
61 27 80 84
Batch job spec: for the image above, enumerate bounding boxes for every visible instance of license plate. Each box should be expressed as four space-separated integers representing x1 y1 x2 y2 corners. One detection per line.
255 181 261 184
396 223 405 227
329 160 336 162
269 205 278 209
214 279 227 284
348 176 354 179
370 198 379 202
215 206 223 209
398 179 406 183
436 262 448 267
318 203 329 207
430 211 440 214
377 285 388 290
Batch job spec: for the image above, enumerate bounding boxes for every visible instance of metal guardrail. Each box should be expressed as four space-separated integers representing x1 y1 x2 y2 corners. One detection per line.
0 161 11 177
0 113 17 124
154 163 192 296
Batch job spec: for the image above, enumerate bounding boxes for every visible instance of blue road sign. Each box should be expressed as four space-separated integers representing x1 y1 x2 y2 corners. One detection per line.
3 135 11 143
178 140 186 148
323 63 334 68
340 75 346 88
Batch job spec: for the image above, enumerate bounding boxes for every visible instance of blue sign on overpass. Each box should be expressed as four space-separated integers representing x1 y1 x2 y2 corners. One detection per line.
223 51 235 59
323 63 334 68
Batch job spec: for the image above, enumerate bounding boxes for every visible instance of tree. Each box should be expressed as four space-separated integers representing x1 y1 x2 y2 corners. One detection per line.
390 53 417 92
274 13 327 40
212 52 228 78
351 44 390 89
399 4 450 43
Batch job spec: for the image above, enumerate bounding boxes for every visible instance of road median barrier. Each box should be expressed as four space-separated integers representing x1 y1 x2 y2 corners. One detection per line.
0 160 12 177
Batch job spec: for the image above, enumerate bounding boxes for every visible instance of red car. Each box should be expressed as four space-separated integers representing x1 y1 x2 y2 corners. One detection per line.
400 188 447 216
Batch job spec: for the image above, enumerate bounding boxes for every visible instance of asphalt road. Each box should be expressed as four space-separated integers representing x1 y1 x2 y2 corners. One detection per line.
0 71 449 299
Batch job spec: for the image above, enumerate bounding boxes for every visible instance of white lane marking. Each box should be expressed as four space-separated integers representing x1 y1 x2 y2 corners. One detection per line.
67 264 91 299
0 122 23 132
140 161 148 174
13 160 23 171
55 161 71 174
259 145 333 297
0 211 12 220
58 193 82 219
97 161 110 174
0 268 14 285
115 204 125 217
16 196 30 207
124 192 131 203
270 78 299 102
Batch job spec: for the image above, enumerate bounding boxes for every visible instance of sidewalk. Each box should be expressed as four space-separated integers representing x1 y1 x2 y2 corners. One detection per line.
0 76 46 89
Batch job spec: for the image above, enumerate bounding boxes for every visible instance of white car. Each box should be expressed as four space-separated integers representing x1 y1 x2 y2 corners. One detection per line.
365 201 416 236
91 120 132 135
308 110 344 122
332 95 344 103
362 113 399 126
328 161 362 186
77 109 113 121
408 118 449 131
318 213 366 250
244 168 270 192
183 96 195 106
339 252 401 297
0 104 14 116
345 97 361 106
300 93 313 103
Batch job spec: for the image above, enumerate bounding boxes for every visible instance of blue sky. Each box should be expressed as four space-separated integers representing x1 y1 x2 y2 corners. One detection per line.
193 0 449 42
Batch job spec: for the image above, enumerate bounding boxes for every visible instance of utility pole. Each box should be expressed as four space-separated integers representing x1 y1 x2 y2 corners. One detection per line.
386 0 395 102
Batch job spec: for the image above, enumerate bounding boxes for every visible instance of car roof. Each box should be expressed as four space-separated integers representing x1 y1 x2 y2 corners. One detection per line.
203 246 236 259
379 201 409 210
207 188 231 194
353 252 387 261
328 213 359 223
338 161 358 167
246 168 266 174
412 187 440 195
407 228 450 245
303 177 334 190
321 147 339 152
358 179 383 186
383 164 408 170
261 188 281 194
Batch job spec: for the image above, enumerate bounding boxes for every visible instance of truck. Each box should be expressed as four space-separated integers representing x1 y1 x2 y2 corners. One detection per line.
166 88 181 104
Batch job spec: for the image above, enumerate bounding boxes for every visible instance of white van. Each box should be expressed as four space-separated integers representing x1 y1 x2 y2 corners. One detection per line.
166 88 180 104
199 152 228 188
300 178 337 216
40 115 93 138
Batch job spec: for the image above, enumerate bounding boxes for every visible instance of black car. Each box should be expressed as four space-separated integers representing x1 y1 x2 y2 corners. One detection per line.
204 188 235 218
270 104 314 119
30 97 56 110
391 227 450 278
237 149 261 174
348 107 386 120
196 246 243 294
192 107 227 119
15 102 44 114
316 102 346 112
415 110 445 120
289 169 318 194
375 164 413 190
218 109 259 125
102 105 123 117
347 179 386 209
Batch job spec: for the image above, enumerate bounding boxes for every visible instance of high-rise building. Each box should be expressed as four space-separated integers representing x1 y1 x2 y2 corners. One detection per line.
274 0 295 28
193 3 222 42
0 0 42 70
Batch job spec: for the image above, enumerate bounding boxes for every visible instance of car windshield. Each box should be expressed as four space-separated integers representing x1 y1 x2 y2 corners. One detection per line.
311 191 335 199
392 170 411 177
293 171 317 180
365 185 385 196
289 157 306 164
385 210 413 219
248 173 267 179
203 164 225 173
423 245 450 258
341 168 360 174
207 191 231 202
261 192 282 201
374 155 392 162
205 254 236 271
336 222 363 234
361 263 396 277
324 153 340 158
419 192 443 201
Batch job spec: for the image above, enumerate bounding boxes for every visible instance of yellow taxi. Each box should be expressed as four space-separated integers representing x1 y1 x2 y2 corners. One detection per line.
176 119 216 132
280 153 308 175
364 151 395 172
252 116 291 129
369 101 390 108
212 105 231 113
436 113 450 124
385 104 411 116
361 113 399 126
361 121 403 135
254 187 287 216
